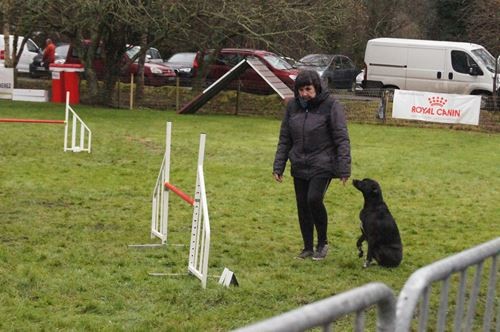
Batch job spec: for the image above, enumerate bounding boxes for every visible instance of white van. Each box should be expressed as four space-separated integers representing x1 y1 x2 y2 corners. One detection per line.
363 38 499 100
0 35 40 73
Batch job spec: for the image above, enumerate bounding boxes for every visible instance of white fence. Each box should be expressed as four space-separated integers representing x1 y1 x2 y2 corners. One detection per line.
235 237 500 331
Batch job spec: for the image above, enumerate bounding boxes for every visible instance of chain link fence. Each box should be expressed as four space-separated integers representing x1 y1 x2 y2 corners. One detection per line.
16 77 500 132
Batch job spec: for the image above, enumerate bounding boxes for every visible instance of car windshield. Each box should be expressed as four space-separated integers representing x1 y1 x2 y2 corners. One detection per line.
472 48 496 73
168 53 196 63
262 54 293 70
126 46 141 59
298 54 334 69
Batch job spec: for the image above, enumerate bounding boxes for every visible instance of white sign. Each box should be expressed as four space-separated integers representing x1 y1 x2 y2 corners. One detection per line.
392 90 481 125
0 67 14 100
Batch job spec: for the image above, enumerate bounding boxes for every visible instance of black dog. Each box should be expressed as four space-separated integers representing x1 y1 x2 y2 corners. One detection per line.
352 178 402 268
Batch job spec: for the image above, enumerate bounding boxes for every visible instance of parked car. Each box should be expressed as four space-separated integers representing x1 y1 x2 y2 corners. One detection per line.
29 43 69 77
164 52 198 80
0 34 41 73
200 48 298 94
64 41 176 86
296 54 360 90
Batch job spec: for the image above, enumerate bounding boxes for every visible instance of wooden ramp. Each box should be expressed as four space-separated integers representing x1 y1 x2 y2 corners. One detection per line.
178 58 294 114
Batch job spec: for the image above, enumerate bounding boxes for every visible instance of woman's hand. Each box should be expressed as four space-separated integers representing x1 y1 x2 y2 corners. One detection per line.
340 177 349 186
273 173 283 183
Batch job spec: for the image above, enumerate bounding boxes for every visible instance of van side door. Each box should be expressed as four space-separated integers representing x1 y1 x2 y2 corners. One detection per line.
406 47 447 93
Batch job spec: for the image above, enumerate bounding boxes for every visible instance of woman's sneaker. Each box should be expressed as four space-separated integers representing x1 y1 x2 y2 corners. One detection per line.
313 244 329 261
296 249 314 259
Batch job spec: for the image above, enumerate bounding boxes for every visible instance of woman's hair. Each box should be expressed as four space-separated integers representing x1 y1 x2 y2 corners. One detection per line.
294 69 322 95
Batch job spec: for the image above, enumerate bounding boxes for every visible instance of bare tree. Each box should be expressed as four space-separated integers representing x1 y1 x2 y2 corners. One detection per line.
1 0 32 72
463 0 500 55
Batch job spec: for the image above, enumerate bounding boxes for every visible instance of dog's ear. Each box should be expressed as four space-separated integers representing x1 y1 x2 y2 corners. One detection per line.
371 183 380 194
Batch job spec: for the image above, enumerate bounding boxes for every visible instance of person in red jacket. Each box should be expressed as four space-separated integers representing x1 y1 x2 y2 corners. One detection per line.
42 38 56 69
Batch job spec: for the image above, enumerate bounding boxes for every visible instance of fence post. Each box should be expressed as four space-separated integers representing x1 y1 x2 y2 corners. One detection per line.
493 55 498 112
377 89 388 121
176 76 180 112
235 80 240 115
130 73 134 110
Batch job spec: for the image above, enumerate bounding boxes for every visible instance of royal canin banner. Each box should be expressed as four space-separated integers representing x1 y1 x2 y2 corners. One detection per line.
392 90 481 125
0 67 14 100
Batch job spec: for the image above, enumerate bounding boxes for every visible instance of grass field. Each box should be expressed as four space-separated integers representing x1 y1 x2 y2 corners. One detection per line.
0 100 498 331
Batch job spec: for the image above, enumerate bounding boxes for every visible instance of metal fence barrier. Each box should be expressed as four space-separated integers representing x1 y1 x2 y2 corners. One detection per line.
233 282 396 332
395 237 499 332
234 238 499 332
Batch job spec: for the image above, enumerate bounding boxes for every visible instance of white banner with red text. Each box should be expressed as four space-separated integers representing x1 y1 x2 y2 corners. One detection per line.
0 67 14 99
392 90 480 125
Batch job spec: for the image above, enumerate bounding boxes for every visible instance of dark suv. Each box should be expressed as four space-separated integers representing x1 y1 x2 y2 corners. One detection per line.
65 42 176 86
201 48 298 94
297 54 360 90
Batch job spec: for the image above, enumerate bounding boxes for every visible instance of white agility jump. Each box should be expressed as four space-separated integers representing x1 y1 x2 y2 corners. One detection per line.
64 92 92 153
132 122 211 289
0 91 92 153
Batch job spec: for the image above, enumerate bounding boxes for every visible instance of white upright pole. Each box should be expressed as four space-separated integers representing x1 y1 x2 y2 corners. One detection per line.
197 133 206 168
189 133 207 285
161 122 172 243
64 92 70 151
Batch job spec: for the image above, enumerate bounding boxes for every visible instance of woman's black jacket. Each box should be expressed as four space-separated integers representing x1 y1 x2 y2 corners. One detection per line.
273 91 351 180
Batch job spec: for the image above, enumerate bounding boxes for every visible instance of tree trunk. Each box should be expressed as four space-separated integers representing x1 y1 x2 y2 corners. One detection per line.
2 23 12 67
136 34 148 103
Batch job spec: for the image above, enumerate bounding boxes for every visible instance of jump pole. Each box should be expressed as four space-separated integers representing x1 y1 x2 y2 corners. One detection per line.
129 122 173 247
0 118 65 124
132 122 211 288
151 132 211 290
0 92 91 153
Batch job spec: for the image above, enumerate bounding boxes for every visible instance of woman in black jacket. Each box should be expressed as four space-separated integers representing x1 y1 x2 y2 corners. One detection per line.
273 70 351 260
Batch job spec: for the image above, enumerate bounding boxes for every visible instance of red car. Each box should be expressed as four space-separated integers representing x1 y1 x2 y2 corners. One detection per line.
200 48 298 94
65 42 176 86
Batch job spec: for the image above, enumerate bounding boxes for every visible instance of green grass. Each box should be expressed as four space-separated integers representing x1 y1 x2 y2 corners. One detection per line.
0 100 498 331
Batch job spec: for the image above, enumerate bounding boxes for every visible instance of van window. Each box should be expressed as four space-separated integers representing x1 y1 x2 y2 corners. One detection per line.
451 50 478 74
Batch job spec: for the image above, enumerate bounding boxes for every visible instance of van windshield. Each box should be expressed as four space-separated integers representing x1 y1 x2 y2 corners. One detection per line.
472 48 496 73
